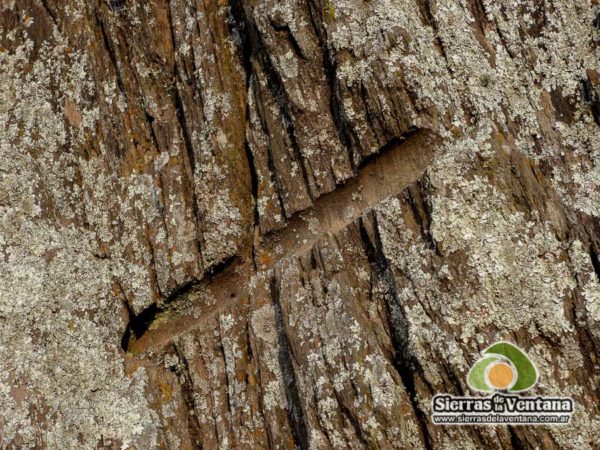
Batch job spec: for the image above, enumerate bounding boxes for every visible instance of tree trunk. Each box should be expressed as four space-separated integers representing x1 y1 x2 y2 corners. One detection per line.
1 0 599 448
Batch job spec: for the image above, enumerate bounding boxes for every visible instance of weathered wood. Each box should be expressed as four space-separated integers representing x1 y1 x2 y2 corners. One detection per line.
1 0 599 448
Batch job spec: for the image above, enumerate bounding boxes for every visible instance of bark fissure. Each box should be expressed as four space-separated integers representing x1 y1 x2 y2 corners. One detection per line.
96 15 127 97
270 274 310 450
306 1 357 169
359 215 434 450
122 254 238 350
590 245 600 282
39 0 58 28
236 5 315 201
172 343 205 447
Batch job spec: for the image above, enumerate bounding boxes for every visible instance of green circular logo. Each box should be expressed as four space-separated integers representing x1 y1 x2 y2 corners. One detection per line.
467 342 538 393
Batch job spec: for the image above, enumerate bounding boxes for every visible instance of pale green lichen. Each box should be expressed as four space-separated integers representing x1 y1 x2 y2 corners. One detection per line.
375 121 600 447
0 24 156 448
3 0 600 447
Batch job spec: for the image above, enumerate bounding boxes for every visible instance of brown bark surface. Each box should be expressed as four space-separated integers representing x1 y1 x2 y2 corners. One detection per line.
1 0 599 448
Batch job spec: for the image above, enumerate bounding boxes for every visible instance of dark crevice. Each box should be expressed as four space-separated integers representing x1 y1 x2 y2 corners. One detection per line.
580 77 600 126
171 77 196 175
405 183 439 255
121 255 237 351
229 0 296 220
593 12 600 38
492 7 518 60
415 0 452 69
374 188 464 395
330 389 370 447
164 254 236 303
215 337 233 415
246 328 277 450
166 1 205 260
590 245 600 282
248 74 290 219
172 344 205 448
354 127 419 171
162 279 199 306
108 0 126 13
205 253 237 280
232 2 315 201
466 0 490 33
268 18 308 61
509 152 543 218
143 110 161 152
564 278 600 403
117 282 134 351
244 140 260 229
171 67 205 256
270 274 309 450
358 215 434 450
229 0 253 85
594 12 600 30
143 224 163 299
39 0 58 28
359 80 381 148
508 427 526 450
97 15 127 97
439 358 465 397
245 320 253 362
187 9 206 97
306 1 357 171
230 2 261 235
120 303 158 351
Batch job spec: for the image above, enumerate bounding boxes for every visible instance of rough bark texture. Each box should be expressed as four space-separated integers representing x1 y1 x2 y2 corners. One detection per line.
1 0 600 448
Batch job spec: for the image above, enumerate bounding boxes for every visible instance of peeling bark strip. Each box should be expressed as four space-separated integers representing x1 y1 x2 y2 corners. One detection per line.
3 0 600 448
127 130 436 354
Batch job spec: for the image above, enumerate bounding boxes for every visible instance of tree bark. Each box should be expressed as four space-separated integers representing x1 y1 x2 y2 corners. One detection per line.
1 0 599 448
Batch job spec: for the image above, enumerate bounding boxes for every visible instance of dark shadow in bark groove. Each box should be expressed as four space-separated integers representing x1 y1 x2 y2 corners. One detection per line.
228 0 315 201
121 303 158 351
270 273 310 450
358 213 434 450
172 343 205 448
590 245 600 282
121 255 238 351
581 77 600 126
